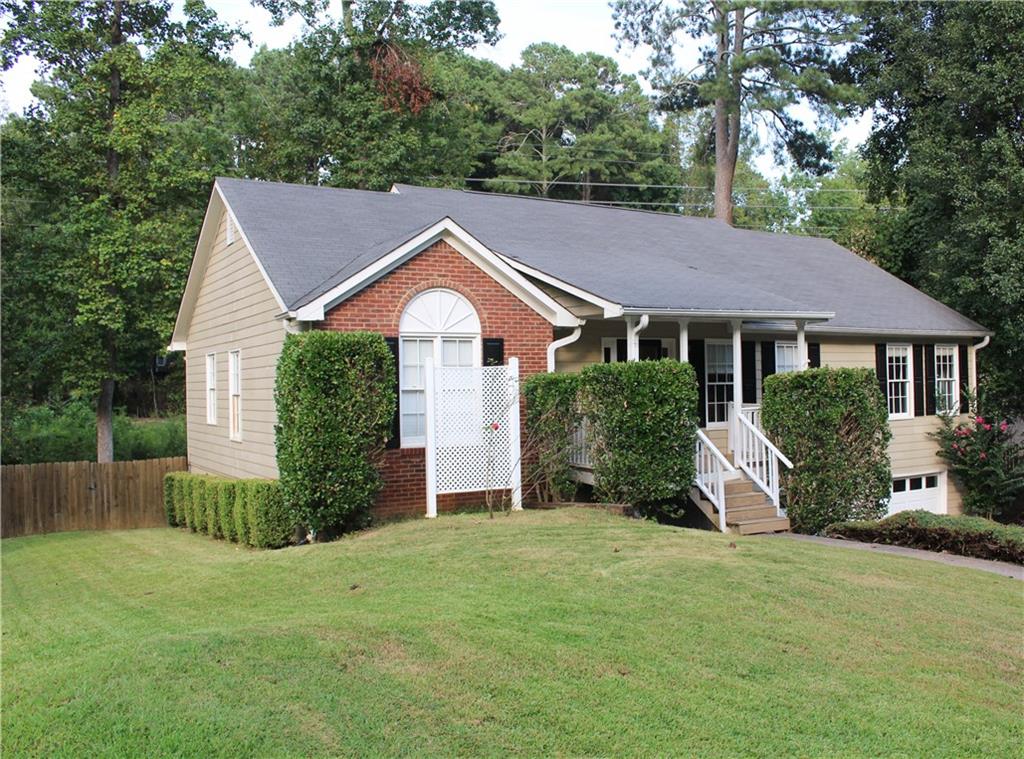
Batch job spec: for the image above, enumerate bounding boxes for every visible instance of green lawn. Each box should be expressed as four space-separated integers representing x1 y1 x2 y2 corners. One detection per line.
3 509 1021 757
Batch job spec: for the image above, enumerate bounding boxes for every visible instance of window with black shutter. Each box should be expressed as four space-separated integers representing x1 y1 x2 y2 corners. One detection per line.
741 340 757 403
689 339 707 427
482 338 504 366
912 344 926 417
808 343 821 368
958 345 969 413
384 337 400 449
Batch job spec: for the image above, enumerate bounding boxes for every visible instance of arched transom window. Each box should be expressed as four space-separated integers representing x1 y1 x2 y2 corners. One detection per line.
399 289 481 445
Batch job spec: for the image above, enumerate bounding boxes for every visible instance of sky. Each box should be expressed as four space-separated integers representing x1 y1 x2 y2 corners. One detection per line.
1 0 871 177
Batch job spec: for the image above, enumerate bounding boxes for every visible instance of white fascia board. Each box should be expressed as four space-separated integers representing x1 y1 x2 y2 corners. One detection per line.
215 183 290 315
168 187 221 351
494 253 624 318
294 218 582 327
168 181 293 352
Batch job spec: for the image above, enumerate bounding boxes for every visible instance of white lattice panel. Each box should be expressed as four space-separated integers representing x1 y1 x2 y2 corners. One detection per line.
432 365 517 494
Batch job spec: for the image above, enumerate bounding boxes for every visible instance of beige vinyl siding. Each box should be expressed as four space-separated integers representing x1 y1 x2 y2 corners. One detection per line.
185 212 284 480
818 338 965 514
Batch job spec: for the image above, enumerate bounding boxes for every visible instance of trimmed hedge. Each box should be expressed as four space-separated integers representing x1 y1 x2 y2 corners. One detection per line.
578 360 699 514
163 472 296 549
245 481 295 549
275 331 396 535
825 511 1024 565
233 484 249 546
163 474 177 526
523 372 581 502
762 367 892 534
217 481 237 542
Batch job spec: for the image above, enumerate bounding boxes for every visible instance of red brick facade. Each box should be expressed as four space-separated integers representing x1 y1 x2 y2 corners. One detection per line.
321 239 552 519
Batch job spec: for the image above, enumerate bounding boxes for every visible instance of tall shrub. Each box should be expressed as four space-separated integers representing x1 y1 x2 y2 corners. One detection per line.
577 360 699 514
762 367 892 533
523 372 580 502
275 331 396 535
933 412 1024 522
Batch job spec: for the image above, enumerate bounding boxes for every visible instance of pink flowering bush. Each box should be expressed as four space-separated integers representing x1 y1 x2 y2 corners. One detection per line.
934 412 1023 521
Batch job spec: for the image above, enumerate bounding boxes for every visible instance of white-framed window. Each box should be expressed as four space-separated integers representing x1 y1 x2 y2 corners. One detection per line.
705 340 734 425
934 344 959 415
601 337 676 363
228 349 242 441
775 341 800 374
399 289 481 447
205 353 217 425
886 344 913 419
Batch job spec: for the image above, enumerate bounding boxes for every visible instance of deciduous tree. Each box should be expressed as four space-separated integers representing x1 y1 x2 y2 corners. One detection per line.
1 0 243 460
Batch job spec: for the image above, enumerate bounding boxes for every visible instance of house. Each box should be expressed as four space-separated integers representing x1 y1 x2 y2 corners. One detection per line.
170 178 990 531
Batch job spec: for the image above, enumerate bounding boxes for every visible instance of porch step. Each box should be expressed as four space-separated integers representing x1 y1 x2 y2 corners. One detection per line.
727 491 770 508
734 516 791 535
725 504 778 524
724 479 756 496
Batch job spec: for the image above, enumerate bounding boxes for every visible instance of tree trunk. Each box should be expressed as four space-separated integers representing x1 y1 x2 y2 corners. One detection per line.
342 0 355 38
712 3 734 224
96 378 115 463
712 4 745 226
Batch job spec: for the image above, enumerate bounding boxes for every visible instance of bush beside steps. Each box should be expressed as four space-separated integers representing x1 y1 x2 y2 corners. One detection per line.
825 510 1024 565
164 472 296 549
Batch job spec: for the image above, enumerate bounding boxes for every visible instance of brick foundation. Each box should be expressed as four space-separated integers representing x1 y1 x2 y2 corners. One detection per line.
321 238 551 519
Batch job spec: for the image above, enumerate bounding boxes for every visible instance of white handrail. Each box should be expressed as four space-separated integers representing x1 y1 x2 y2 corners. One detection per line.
570 418 592 468
695 429 735 532
732 402 793 515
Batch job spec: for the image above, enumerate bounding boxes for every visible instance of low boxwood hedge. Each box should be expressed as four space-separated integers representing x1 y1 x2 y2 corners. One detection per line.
825 511 1024 565
217 480 237 543
163 472 297 549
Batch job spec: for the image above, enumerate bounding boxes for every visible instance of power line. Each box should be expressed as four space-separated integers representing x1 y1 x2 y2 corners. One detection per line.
429 176 871 194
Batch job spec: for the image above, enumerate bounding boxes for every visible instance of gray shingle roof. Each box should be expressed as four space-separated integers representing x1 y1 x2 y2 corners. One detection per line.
216 177 987 336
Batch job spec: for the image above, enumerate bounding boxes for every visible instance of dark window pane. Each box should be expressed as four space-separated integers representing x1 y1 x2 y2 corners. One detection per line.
925 475 938 488
892 479 907 493
910 477 923 490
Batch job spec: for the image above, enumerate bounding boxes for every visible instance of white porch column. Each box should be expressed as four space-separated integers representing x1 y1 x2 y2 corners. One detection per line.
796 320 808 370
625 314 650 361
731 319 743 448
678 319 689 362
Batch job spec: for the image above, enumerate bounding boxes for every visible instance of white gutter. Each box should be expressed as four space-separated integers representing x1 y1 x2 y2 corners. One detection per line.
620 307 835 322
547 326 583 372
971 335 991 395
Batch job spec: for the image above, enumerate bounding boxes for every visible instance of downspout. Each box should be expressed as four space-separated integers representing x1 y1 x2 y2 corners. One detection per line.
547 326 583 373
971 335 991 395
625 314 650 361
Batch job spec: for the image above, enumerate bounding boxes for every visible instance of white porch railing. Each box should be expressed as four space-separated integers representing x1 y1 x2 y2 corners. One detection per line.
570 418 592 469
695 429 735 532
731 402 793 515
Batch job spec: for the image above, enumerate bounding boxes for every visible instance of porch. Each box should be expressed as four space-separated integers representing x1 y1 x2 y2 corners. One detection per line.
556 315 818 534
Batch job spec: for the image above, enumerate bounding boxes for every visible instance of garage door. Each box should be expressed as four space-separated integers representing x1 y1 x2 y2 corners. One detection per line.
888 474 944 515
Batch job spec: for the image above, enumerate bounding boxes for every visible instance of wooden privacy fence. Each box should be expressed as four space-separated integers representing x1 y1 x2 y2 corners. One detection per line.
1 456 187 538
